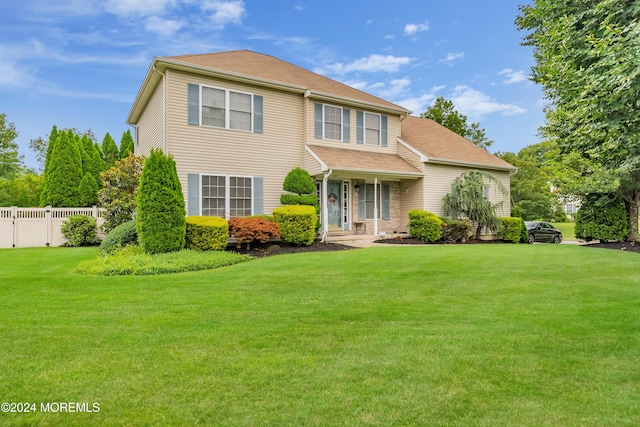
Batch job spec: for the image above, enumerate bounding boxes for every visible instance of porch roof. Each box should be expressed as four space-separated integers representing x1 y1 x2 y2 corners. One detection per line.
306 145 423 179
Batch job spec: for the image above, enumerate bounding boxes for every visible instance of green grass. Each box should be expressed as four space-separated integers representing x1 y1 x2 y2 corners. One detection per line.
76 245 252 275
552 221 576 240
1 245 639 426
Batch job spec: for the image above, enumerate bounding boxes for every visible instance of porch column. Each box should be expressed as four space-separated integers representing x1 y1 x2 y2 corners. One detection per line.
374 176 378 236
321 169 332 242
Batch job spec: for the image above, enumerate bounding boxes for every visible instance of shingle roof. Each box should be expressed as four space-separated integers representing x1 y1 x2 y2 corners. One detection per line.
400 116 516 170
307 145 422 177
166 50 408 112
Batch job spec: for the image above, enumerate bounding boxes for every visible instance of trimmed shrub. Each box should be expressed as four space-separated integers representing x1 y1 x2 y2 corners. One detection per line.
273 205 317 246
136 149 186 254
439 217 473 243
519 219 528 243
61 214 98 247
280 194 319 207
575 195 629 242
228 216 281 249
282 167 316 195
99 220 138 255
498 217 524 243
409 210 443 243
185 216 229 251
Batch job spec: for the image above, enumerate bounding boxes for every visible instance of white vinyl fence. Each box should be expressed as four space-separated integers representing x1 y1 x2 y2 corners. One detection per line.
0 206 105 248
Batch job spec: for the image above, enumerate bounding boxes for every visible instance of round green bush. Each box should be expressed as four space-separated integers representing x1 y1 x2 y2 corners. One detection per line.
185 216 229 251
409 210 443 243
61 214 98 247
498 217 524 243
99 220 138 255
282 167 316 195
575 195 629 242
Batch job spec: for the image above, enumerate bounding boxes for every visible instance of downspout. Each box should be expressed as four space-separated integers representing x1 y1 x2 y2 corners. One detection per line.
152 65 167 153
321 169 333 242
374 176 378 236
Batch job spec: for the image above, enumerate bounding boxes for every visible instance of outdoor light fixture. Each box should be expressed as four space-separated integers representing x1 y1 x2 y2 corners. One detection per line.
354 182 360 190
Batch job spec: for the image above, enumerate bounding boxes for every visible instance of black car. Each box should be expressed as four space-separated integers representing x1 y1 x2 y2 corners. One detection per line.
525 221 563 244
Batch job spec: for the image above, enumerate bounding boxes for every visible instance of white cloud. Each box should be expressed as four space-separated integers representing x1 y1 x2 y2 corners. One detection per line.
498 68 528 84
370 78 412 99
404 21 429 35
450 85 527 119
439 52 464 65
394 86 446 114
202 0 246 26
145 16 183 37
319 54 412 75
294 3 304 11
104 0 176 16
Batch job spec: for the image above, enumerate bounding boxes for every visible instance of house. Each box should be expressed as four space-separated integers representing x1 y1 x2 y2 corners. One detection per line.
127 50 515 239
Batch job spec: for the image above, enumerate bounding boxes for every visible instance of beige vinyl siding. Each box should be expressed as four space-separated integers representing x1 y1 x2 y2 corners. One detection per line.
397 141 423 170
135 80 165 156
423 163 511 217
305 101 403 153
165 69 305 215
399 177 425 232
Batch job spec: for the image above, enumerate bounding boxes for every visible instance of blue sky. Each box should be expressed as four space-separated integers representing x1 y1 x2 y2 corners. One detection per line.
1 0 541 171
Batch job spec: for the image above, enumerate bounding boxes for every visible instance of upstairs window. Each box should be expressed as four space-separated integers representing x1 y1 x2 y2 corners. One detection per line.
314 103 350 142
324 105 342 140
188 83 263 133
364 112 381 145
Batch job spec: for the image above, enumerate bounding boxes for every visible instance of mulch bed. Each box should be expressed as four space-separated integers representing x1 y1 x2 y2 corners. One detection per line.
226 241 356 258
225 238 640 258
583 241 640 254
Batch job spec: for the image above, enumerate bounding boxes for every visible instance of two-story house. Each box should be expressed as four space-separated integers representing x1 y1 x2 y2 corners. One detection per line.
127 50 515 239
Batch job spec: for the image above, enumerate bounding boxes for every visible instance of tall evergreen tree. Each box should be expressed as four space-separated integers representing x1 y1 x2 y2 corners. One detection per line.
136 149 185 254
78 172 99 207
119 129 135 159
101 132 119 168
40 131 83 206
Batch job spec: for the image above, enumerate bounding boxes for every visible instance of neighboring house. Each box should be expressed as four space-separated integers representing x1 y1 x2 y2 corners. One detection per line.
127 50 515 239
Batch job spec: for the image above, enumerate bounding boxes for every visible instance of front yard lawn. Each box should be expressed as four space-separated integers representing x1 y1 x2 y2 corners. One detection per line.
1 245 638 426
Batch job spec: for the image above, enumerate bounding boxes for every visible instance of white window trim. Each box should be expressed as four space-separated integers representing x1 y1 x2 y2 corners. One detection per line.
200 85 254 132
322 104 344 141
363 183 382 220
200 173 255 219
364 112 381 146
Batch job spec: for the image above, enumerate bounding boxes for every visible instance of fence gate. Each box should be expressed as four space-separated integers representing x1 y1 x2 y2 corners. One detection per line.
0 206 104 248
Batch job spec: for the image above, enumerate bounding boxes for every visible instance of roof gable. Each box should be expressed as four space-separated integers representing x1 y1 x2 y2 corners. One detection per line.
400 116 515 170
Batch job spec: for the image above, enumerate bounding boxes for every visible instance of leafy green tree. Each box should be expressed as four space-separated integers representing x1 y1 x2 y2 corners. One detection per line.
101 132 119 168
78 172 99 207
0 173 43 207
119 130 135 159
442 169 509 239
136 149 185 254
40 131 83 206
0 113 23 179
517 0 640 241
98 153 145 233
421 97 494 150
